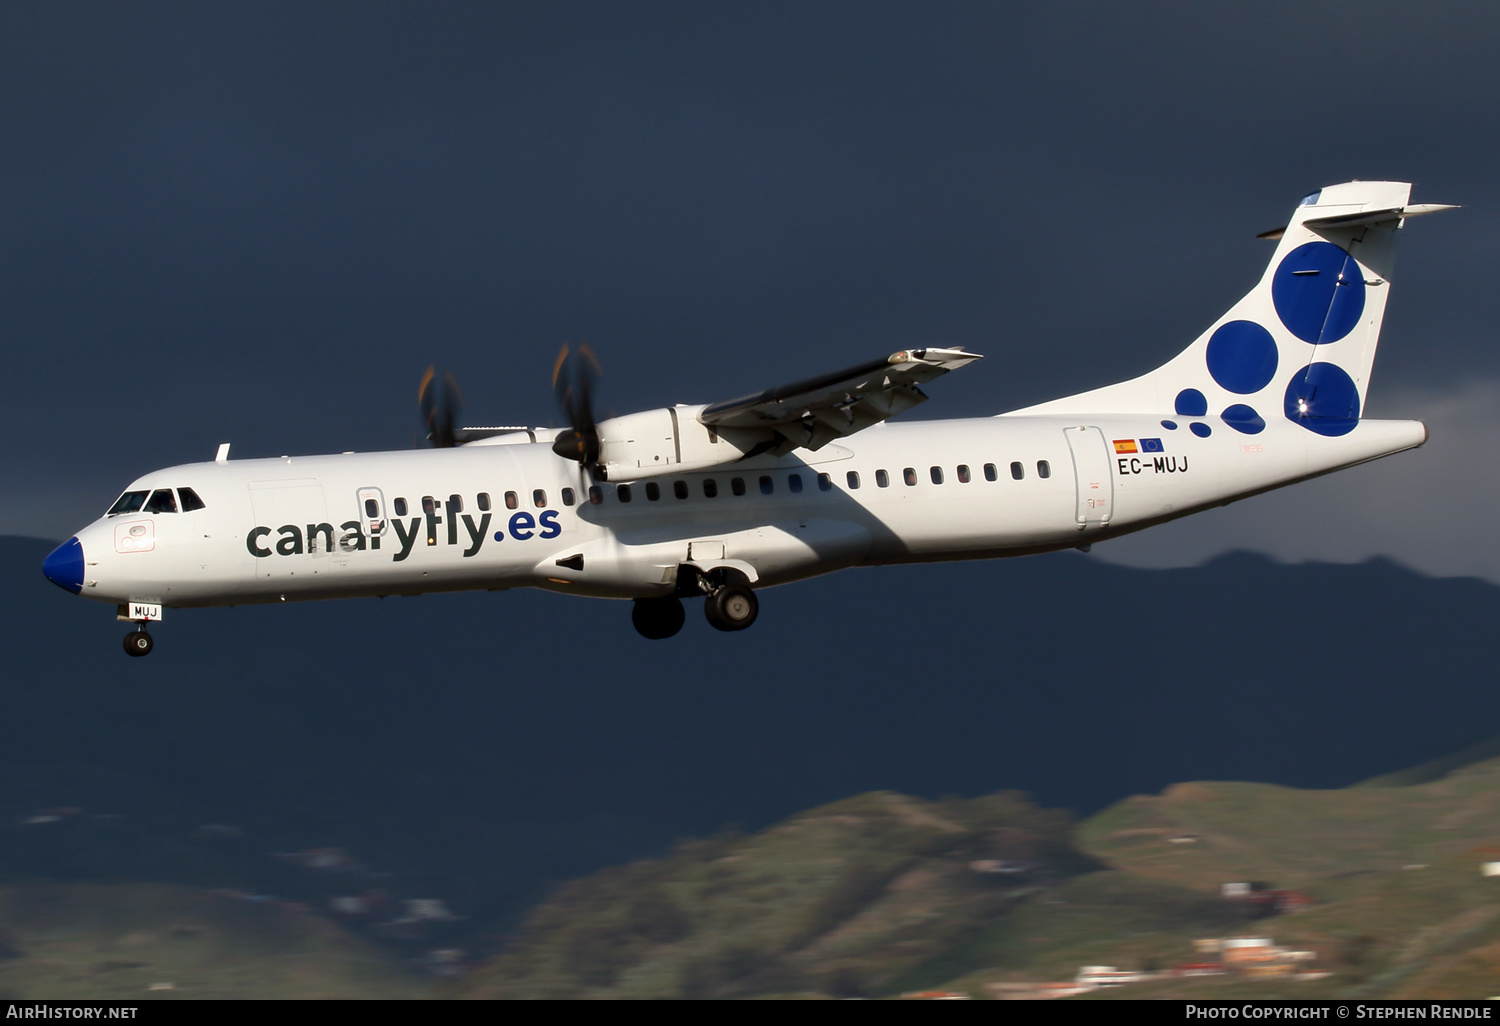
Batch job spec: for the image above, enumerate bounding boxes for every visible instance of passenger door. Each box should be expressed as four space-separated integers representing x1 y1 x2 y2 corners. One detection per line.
1064 426 1113 528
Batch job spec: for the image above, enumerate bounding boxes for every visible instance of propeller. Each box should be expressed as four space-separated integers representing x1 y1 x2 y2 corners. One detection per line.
550 343 602 466
418 365 464 448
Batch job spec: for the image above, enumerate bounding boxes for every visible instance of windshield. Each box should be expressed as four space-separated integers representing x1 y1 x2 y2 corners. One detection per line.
106 490 148 516
143 489 178 513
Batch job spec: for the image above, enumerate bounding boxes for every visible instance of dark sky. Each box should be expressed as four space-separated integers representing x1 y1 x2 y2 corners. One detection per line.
8 2 1497 568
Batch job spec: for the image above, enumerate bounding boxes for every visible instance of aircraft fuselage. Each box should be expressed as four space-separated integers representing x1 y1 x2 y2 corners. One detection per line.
59 412 1424 610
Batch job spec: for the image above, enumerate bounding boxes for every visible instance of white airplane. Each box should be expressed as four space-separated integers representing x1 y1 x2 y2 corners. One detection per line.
44 180 1454 655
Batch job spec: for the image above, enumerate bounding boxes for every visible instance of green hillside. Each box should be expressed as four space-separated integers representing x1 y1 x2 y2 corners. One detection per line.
10 752 1500 998
455 754 1500 999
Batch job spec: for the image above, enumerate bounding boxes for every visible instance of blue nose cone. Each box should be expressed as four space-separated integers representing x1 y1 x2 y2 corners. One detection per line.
43 537 85 595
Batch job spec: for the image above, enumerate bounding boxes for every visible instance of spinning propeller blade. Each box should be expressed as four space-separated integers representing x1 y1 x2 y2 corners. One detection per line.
418 365 464 448
550 343 602 466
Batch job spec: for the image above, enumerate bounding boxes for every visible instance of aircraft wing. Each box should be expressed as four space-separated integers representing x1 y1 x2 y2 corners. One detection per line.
699 347 982 452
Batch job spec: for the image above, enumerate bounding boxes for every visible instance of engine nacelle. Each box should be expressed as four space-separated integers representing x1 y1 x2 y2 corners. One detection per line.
596 405 753 481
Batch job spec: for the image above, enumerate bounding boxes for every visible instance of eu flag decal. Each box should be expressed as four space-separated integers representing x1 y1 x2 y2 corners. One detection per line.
1140 438 1164 453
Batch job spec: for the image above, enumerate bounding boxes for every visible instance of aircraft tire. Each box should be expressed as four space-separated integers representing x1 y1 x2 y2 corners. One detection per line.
123 630 154 657
705 585 758 632
632 596 685 640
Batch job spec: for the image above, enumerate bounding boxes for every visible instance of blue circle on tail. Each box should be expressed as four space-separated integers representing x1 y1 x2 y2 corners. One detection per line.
1284 363 1360 435
1206 321 1278 394
1272 241 1366 344
1221 404 1265 434
1175 389 1208 416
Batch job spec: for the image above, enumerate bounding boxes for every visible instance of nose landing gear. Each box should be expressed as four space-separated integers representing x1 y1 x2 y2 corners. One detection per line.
123 628 154 657
117 603 161 657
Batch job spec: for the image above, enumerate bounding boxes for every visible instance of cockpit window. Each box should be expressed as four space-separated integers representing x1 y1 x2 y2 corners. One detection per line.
179 488 206 512
140 489 174 513
143 489 178 513
107 491 148 516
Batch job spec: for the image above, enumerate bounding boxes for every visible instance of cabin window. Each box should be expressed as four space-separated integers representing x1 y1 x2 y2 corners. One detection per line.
477 492 491 511
107 490 148 516
588 485 603 505
731 477 746 496
759 475 774 495
646 482 661 501
421 496 436 515
983 464 997 482
930 466 944 485
1010 462 1024 480
364 498 379 518
703 479 718 498
875 470 889 488
394 497 408 516
674 480 689 500
788 474 803 494
449 494 464 513
1037 460 1051 479
818 473 832 492
903 468 917 487
561 488 576 507
617 484 632 503
847 471 860 489
144 489 177 513
178 488 207 512
956 465 971 484
533 489 547 508
505 491 519 510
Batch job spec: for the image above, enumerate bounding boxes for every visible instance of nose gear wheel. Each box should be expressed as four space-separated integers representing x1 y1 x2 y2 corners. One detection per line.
123 629 154 657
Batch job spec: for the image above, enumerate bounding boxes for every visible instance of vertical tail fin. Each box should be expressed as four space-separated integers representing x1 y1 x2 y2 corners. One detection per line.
1009 181 1455 436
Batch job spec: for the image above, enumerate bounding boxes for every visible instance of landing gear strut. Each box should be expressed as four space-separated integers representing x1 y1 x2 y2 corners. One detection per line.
632 596 685 640
123 628 154 657
704 583 758 632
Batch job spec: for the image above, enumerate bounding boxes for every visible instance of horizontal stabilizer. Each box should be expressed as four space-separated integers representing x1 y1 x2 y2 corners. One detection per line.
1304 203 1459 230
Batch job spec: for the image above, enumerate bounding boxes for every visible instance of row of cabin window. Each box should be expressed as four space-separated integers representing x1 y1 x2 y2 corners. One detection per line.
106 487 207 516
369 461 1054 518
380 489 579 520
859 461 1050 488
589 472 836 505
583 461 1052 505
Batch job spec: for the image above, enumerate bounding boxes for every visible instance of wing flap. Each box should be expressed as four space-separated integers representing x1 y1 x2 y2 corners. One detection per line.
700 347 981 448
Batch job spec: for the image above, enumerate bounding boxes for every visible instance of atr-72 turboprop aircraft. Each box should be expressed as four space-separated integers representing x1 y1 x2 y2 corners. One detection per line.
44 181 1454 655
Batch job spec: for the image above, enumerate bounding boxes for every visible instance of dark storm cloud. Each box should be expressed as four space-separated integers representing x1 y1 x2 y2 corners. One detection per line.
6 2 1497 538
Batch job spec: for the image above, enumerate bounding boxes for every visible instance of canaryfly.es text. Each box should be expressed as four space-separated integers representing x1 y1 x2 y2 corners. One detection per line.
245 509 563 562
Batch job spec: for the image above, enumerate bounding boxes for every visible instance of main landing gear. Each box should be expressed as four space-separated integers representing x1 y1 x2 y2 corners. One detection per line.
630 569 760 639
123 627 154 657
632 596 686 640
704 584 758 632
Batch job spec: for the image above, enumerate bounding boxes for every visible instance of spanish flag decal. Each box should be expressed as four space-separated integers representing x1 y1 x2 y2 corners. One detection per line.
1113 439 1139 454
